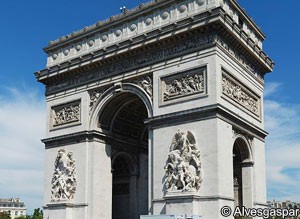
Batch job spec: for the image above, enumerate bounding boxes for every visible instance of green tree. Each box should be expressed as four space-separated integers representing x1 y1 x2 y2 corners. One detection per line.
31 208 43 219
15 216 26 219
0 211 11 219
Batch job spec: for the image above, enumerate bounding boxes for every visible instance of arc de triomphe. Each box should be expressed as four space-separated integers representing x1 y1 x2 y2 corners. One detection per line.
35 0 274 218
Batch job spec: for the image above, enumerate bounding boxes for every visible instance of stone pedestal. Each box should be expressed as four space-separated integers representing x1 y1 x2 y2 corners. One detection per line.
44 202 88 219
164 192 201 216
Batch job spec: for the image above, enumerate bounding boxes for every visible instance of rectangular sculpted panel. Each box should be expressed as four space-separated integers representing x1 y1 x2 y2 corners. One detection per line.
50 100 81 129
160 67 207 105
221 71 260 117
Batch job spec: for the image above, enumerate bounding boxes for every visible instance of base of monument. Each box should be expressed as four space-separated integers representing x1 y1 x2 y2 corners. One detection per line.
140 215 202 219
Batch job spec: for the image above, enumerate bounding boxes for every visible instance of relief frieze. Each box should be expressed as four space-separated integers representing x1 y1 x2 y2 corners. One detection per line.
161 67 206 104
51 100 81 128
46 34 217 94
222 72 260 116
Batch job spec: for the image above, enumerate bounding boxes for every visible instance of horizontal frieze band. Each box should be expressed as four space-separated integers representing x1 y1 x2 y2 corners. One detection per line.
44 32 217 95
43 104 267 148
145 104 267 139
43 130 147 151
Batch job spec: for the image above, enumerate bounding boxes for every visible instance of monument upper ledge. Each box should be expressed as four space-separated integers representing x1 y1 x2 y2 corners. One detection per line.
45 0 265 50
43 0 269 68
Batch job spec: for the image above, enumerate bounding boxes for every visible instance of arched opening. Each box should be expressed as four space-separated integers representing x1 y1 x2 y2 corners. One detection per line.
112 155 132 219
99 92 149 219
232 136 253 210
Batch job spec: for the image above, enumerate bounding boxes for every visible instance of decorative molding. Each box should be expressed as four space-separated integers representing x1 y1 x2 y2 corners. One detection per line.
44 0 213 66
160 67 207 104
216 35 261 78
164 130 203 192
222 71 260 117
51 149 77 202
45 34 217 94
144 104 267 140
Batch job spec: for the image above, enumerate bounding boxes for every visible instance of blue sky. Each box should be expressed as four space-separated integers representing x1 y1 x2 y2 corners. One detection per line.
0 0 299 214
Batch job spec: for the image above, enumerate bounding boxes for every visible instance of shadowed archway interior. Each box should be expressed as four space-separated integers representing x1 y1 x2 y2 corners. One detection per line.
98 92 149 219
233 137 251 211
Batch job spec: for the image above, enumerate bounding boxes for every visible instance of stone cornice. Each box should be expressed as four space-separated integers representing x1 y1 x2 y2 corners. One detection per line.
43 130 147 151
42 103 267 148
36 20 273 97
227 0 266 40
44 0 266 52
44 0 178 50
37 0 273 72
144 103 268 140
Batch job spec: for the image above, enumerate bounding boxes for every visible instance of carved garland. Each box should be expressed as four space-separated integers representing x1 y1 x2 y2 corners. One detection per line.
164 130 203 192
222 72 260 116
51 149 77 201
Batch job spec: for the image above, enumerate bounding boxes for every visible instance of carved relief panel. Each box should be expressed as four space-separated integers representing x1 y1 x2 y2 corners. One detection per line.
50 100 81 129
221 70 261 118
51 149 77 201
164 130 203 192
160 67 207 105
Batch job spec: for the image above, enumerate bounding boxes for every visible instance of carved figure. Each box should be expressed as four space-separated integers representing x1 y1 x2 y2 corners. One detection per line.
51 149 77 201
163 71 205 101
164 130 203 192
89 89 103 114
222 75 259 114
138 76 153 97
53 103 80 126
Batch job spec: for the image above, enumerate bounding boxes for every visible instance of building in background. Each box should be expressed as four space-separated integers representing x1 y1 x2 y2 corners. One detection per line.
0 198 26 219
268 200 300 209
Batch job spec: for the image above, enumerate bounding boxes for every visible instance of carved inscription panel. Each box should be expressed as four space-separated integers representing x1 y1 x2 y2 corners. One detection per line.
221 71 260 117
51 100 81 129
160 67 207 105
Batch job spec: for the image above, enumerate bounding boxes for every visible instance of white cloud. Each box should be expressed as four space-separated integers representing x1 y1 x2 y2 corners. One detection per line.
264 83 300 203
264 82 282 98
0 87 45 214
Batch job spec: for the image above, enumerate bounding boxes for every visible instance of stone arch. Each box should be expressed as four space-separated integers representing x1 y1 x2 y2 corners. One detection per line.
89 82 151 219
89 82 153 131
111 151 138 176
233 134 253 163
232 134 254 210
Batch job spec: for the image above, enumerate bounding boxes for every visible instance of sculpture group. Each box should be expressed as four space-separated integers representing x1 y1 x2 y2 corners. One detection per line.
164 130 203 192
51 149 77 201
164 73 204 101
